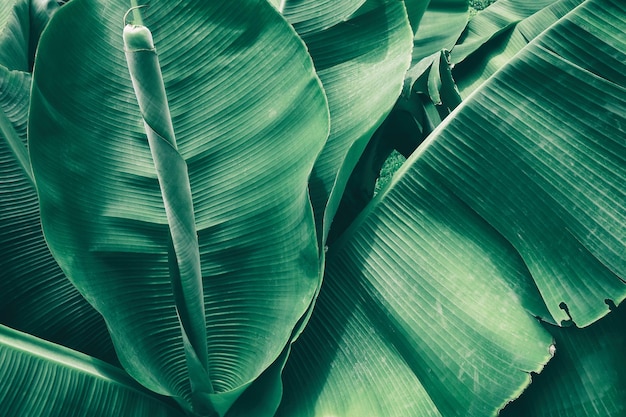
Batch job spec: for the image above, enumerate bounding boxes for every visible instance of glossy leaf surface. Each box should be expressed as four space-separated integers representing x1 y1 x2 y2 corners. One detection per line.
0 325 184 417
29 0 329 413
280 0 366 36
281 0 414 244
503 303 626 416
450 0 560 63
278 0 625 415
0 1 117 364
452 0 585 96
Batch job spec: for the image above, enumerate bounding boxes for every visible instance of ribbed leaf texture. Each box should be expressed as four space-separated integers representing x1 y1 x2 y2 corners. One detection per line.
277 0 625 416
28 0 329 414
0 325 184 417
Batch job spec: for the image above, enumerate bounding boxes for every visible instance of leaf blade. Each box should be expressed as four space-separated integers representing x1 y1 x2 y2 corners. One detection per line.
0 324 185 417
277 1 626 415
29 0 330 413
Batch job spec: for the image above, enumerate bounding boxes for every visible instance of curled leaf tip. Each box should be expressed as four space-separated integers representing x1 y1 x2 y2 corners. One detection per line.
123 5 148 26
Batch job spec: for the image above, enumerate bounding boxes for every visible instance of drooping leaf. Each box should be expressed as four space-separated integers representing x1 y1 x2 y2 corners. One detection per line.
424 0 626 326
278 0 625 415
29 0 329 414
324 0 468 243
0 324 184 417
411 0 469 66
405 0 469 103
502 302 626 416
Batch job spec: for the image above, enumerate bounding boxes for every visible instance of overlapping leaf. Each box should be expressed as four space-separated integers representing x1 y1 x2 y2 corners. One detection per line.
324 0 469 243
281 0 414 245
278 0 625 415
0 325 184 417
406 0 468 99
450 0 561 63
278 175 554 416
0 0 117 364
502 303 626 416
0 0 58 71
452 0 585 96
279 0 366 36
430 0 626 326
29 0 329 414
411 0 469 66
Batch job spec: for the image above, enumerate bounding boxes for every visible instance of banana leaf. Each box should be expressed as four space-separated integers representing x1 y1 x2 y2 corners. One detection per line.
0 324 184 417
406 0 469 101
0 0 58 71
431 0 626 326
28 0 329 414
279 0 366 36
0 0 118 364
411 0 469 68
502 302 626 416
452 0 585 96
326 0 470 243
280 0 414 245
278 0 625 415
450 0 561 63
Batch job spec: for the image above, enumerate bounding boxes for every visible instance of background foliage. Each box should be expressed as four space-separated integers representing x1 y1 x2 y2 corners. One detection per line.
0 0 624 416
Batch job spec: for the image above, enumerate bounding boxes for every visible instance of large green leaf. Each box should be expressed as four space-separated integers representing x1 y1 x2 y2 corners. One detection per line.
406 0 468 98
452 0 585 96
424 0 626 326
411 0 469 65
0 4 117 364
325 0 469 243
450 0 561 63
393 0 470 133
29 0 329 414
278 0 625 415
502 303 626 416
280 0 413 245
0 324 184 417
278 162 554 417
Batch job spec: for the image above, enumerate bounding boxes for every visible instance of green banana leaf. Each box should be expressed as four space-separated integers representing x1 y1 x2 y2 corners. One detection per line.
28 0 329 414
0 1 118 364
405 0 468 103
223 344 291 417
411 0 469 67
279 0 366 36
450 0 561 63
278 178 554 416
502 302 626 416
0 324 184 417
431 0 626 326
0 0 58 71
452 0 585 96
280 0 413 245
278 0 625 415
325 0 470 243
